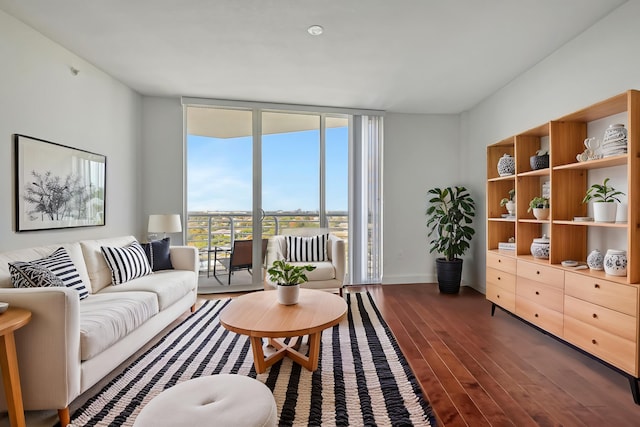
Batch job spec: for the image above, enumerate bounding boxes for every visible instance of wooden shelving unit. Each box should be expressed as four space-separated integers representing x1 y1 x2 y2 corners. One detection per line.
486 89 640 404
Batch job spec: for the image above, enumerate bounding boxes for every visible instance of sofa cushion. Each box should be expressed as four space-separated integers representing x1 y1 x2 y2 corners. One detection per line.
8 247 89 299
97 270 195 310
80 292 159 361
80 236 138 293
101 241 152 285
290 261 335 281
141 238 174 271
286 234 328 262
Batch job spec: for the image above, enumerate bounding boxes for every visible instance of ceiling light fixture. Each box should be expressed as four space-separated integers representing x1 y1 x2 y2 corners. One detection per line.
307 25 324 36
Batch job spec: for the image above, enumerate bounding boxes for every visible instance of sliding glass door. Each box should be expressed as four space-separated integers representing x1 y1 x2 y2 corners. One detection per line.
185 105 350 292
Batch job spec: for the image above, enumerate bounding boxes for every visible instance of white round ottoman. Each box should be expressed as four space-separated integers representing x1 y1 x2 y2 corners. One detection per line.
133 374 278 427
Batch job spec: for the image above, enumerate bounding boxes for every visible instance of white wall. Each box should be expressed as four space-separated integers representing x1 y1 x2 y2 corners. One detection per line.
383 113 463 284
140 97 185 244
0 10 142 251
463 0 640 293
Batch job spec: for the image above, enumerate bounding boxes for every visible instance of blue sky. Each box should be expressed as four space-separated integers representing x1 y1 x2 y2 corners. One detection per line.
187 127 348 212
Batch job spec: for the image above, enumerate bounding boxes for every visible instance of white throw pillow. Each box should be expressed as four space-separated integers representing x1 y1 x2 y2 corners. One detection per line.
101 241 152 285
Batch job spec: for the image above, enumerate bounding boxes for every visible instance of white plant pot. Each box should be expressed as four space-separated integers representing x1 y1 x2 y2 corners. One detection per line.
532 207 549 220
592 202 617 223
505 201 515 216
277 284 300 305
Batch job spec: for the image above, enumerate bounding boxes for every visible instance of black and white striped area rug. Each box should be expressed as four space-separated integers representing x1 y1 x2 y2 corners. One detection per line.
70 292 436 426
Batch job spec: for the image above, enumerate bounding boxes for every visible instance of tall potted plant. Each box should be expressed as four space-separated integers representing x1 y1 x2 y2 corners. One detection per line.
267 260 316 305
426 186 476 294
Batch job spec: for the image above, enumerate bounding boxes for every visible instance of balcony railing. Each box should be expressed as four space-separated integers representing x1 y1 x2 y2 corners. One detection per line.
187 211 348 254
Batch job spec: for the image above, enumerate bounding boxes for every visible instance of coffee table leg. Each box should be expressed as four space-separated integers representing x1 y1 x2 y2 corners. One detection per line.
250 337 268 374
306 332 321 371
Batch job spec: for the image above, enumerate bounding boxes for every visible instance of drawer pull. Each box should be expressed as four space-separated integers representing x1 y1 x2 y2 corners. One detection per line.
592 339 597 345
536 271 540 275
498 259 502 263
497 294 500 298
592 313 598 319
535 291 539 295
497 276 501 280
534 313 539 318
594 283 600 289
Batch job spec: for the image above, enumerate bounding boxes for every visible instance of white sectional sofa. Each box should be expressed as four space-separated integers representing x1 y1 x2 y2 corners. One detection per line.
0 235 199 425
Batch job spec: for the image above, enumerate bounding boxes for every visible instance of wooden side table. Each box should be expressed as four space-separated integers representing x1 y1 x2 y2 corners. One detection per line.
0 307 31 427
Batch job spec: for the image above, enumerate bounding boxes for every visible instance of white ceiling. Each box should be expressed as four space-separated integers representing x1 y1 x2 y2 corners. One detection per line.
0 0 627 114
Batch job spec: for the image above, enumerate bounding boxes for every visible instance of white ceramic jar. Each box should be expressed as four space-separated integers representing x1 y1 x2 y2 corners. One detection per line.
530 235 550 259
604 249 627 276
587 249 604 271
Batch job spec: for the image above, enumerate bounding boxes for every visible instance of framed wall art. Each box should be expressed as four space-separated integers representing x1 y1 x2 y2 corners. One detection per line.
14 134 106 231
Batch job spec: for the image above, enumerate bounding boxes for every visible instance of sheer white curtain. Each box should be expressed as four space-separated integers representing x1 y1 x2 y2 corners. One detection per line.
349 115 383 284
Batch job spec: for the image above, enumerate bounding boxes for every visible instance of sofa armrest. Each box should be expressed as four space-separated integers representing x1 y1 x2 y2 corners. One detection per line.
330 234 346 286
169 246 199 273
0 287 81 411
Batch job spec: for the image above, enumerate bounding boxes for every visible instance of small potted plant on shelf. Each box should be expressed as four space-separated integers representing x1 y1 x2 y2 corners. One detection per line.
528 196 550 220
499 189 515 216
267 259 316 305
582 177 625 223
426 186 476 294
530 149 549 170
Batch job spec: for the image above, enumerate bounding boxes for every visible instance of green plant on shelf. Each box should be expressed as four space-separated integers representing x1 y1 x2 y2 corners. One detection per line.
582 177 624 203
527 196 549 212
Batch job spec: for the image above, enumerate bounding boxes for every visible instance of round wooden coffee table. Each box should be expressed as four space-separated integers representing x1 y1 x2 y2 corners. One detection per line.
220 289 347 374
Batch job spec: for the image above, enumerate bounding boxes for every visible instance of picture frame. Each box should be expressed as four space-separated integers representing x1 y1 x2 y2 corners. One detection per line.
14 134 106 232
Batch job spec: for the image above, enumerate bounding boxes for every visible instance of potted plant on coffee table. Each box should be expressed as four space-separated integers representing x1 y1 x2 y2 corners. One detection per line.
426 186 476 294
527 196 550 220
582 177 625 223
267 259 316 305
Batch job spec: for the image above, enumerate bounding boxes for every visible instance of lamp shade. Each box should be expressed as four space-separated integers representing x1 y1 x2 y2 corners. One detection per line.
148 214 182 233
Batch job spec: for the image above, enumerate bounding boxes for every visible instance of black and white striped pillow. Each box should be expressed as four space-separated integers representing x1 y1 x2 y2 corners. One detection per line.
101 241 152 285
9 247 89 300
286 234 328 262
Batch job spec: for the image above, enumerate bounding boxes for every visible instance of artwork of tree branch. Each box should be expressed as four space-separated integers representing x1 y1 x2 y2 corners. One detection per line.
15 135 106 231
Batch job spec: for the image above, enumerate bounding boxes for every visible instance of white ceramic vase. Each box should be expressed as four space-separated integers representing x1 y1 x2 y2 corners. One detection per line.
604 249 627 277
592 202 617 223
277 284 300 305
587 249 604 271
505 201 515 216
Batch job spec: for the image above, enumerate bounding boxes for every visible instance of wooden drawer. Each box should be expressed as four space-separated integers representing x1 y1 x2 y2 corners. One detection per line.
565 295 637 342
564 315 636 375
487 282 515 312
517 260 564 289
517 278 563 312
487 252 516 274
486 267 516 293
516 295 563 337
565 272 638 316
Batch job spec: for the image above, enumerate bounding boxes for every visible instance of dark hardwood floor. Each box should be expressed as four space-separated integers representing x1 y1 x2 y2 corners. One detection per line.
343 283 640 427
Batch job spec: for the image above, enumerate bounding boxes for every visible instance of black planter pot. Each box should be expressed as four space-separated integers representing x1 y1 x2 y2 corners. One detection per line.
435 258 463 294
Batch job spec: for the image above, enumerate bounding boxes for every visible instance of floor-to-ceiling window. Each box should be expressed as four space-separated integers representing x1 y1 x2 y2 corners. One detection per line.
183 98 382 292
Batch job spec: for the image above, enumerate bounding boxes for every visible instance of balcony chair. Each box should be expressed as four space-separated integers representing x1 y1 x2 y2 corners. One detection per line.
219 239 268 284
265 228 346 295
